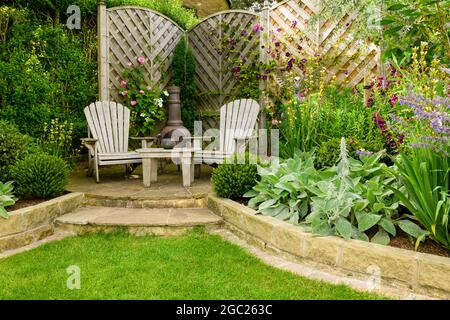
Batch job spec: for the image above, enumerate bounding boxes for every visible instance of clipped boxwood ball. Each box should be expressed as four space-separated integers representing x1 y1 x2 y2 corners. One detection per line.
212 163 258 199
11 153 69 198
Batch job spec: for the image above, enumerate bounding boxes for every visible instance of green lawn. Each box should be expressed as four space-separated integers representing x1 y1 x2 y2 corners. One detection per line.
0 230 386 300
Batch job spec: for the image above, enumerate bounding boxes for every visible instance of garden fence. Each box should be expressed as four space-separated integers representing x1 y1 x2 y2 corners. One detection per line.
98 0 381 120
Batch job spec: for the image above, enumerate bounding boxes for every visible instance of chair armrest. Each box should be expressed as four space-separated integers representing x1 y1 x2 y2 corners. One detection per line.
81 138 98 155
131 137 157 148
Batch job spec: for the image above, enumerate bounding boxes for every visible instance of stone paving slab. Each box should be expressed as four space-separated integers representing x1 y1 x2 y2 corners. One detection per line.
56 206 222 227
67 163 213 200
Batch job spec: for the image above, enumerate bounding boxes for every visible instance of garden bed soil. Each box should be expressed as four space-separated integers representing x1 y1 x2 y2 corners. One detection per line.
7 198 49 212
390 231 449 258
7 191 71 212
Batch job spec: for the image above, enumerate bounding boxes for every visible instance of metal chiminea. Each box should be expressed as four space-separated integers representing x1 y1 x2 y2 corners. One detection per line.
159 86 191 149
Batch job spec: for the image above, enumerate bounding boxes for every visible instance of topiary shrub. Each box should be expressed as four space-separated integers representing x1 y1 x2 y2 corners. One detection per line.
212 163 258 200
0 120 38 181
11 153 69 198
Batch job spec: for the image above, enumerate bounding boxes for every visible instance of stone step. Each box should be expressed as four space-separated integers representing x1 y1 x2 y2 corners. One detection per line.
55 206 223 236
83 195 206 209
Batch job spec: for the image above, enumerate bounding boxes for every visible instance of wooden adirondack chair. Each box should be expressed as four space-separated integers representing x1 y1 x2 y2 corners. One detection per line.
192 99 260 176
81 101 155 183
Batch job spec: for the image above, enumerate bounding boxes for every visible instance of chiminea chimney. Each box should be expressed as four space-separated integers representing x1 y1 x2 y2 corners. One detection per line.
159 86 191 149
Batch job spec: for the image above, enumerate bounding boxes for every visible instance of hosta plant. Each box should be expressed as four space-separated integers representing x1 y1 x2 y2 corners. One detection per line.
0 181 16 219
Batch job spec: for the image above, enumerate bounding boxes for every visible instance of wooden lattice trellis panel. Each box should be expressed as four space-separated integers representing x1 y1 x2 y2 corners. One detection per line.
187 11 260 112
98 1 381 119
270 0 380 87
103 6 183 101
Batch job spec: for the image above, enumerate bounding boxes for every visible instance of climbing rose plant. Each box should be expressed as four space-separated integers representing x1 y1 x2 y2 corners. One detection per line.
119 56 168 136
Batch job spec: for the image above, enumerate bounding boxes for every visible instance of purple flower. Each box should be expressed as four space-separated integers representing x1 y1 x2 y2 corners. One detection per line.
301 58 307 63
275 42 281 47
256 74 261 80
241 30 248 36
389 94 399 106
231 66 241 74
287 58 295 69
262 75 268 80
252 24 262 33
291 20 298 28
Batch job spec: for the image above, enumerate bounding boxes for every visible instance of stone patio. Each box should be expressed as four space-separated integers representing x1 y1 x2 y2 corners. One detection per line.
67 163 213 199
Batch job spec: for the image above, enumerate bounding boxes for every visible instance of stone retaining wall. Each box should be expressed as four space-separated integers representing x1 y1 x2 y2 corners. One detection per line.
0 193 85 253
206 195 450 299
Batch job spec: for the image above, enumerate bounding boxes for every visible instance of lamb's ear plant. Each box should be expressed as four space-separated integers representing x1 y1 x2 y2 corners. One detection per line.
244 150 318 224
0 181 16 219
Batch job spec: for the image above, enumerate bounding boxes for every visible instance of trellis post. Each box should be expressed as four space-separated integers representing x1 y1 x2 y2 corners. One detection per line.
259 1 271 130
98 0 109 100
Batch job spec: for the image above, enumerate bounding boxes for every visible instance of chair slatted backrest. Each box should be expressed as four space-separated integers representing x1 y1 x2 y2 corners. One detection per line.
84 101 130 154
220 99 260 154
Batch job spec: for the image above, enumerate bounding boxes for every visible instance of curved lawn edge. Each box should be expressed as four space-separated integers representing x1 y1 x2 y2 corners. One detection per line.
0 231 386 300
205 195 450 299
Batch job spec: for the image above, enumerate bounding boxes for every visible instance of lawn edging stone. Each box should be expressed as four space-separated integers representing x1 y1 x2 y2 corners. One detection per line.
206 194 450 299
0 193 85 253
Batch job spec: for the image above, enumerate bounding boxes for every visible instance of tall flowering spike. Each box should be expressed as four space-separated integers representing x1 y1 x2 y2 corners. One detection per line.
337 138 350 178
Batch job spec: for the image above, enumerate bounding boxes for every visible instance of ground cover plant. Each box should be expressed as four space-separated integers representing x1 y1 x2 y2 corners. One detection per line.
0 231 387 300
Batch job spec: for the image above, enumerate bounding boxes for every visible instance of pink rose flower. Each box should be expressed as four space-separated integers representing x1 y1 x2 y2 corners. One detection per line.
146 86 152 91
131 100 137 106
139 90 145 94
120 80 127 88
137 56 146 65
121 91 128 97
272 119 279 126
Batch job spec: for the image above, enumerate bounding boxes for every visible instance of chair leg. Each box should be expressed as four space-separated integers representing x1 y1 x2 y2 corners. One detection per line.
94 158 100 183
194 164 201 179
87 153 94 177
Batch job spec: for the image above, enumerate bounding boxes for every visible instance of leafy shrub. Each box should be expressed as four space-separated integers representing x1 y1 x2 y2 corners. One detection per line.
212 162 258 200
172 36 197 132
0 181 16 219
245 139 419 245
11 153 69 198
0 120 38 181
107 0 198 29
0 11 96 141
